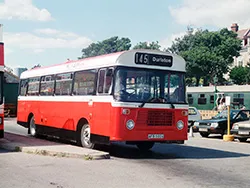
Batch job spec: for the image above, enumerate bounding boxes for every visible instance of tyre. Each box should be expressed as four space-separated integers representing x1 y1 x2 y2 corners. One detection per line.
136 142 155 151
200 132 209 138
29 115 37 137
238 137 248 142
78 124 95 149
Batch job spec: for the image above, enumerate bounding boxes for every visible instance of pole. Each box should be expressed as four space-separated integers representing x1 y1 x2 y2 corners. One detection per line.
227 105 230 135
223 101 234 141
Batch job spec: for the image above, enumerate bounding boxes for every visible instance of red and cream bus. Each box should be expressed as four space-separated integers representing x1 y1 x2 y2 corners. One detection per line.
0 24 4 138
17 49 188 150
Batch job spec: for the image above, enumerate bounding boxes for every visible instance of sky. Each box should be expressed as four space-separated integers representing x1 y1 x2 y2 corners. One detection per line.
1 0 250 69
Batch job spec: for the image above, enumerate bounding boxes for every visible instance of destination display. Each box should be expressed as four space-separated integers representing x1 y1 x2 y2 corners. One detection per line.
134 52 173 67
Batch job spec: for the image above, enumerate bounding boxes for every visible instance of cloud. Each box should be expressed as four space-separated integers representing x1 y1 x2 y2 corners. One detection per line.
160 32 187 49
169 0 250 29
35 28 78 38
4 29 92 53
0 0 53 21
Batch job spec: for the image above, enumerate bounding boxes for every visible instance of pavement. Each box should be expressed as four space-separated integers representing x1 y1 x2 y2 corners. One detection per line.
0 132 110 160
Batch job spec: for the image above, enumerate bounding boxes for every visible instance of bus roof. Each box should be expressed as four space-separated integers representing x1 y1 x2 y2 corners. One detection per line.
20 49 186 79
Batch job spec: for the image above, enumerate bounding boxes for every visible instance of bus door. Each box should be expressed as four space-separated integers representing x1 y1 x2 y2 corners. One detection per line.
92 68 113 137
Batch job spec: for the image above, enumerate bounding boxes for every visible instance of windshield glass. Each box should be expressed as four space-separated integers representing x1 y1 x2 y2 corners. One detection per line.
213 110 238 119
114 67 186 103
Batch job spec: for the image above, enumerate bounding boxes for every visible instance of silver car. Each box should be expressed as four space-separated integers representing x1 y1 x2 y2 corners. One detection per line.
188 107 202 132
231 119 250 142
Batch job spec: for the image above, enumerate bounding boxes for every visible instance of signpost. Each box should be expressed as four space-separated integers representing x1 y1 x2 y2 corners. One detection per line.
223 96 234 141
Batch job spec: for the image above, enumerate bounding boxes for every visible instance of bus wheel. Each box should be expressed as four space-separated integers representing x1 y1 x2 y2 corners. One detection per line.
79 124 95 149
29 116 37 137
136 142 154 151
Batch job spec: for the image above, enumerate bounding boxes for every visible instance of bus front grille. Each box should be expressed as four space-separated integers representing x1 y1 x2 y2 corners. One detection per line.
136 110 174 126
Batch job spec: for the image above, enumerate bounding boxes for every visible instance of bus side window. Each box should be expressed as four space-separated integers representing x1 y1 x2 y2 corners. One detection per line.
97 69 105 93
98 68 113 94
27 77 40 96
19 79 28 96
104 69 113 94
40 75 55 96
55 73 73 95
73 70 96 95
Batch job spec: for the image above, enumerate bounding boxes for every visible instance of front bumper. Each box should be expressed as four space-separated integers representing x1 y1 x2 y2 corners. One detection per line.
231 129 250 138
198 126 224 134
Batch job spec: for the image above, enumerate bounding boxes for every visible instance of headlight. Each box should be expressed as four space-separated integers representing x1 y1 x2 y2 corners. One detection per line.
126 120 135 130
232 124 239 130
194 121 199 126
176 120 184 130
211 122 218 128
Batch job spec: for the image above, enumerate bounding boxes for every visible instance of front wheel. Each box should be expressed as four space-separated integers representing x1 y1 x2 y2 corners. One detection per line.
136 142 155 151
238 137 248 142
78 124 95 149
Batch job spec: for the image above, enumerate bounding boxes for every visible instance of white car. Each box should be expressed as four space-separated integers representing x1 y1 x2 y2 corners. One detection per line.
188 107 202 131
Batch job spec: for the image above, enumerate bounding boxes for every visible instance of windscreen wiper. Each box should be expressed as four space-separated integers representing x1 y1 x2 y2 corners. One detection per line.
138 97 155 108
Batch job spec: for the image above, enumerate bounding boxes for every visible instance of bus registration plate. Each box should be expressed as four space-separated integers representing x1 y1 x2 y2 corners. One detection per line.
148 134 164 139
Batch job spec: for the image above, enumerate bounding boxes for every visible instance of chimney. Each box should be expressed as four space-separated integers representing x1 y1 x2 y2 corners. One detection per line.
231 23 239 32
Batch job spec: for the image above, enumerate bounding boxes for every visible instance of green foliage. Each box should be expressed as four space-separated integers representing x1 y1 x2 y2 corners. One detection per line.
168 28 242 86
230 65 250 85
133 41 161 50
79 36 131 59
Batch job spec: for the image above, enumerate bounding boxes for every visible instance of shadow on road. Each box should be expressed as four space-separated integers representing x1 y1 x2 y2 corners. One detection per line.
95 142 250 160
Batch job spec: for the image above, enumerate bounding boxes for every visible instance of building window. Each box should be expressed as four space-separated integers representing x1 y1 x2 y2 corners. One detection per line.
210 95 214 104
233 93 244 105
198 94 207 105
55 73 73 95
73 70 96 95
187 94 193 104
27 77 40 96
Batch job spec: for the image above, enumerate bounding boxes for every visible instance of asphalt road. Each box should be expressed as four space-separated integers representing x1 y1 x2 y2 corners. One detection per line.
1 118 250 188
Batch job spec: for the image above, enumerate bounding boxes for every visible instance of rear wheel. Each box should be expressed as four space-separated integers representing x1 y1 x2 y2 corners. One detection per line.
136 142 155 151
78 124 95 149
200 132 209 138
29 115 37 137
238 137 248 142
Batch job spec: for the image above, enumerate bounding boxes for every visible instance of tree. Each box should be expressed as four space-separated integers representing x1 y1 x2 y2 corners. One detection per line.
79 36 131 59
230 66 250 85
133 41 161 50
31 64 41 69
168 28 242 86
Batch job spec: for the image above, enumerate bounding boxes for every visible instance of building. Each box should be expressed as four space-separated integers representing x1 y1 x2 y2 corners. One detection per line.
13 67 28 78
231 23 250 67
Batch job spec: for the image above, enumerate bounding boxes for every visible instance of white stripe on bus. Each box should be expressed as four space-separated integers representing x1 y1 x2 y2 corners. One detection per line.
18 96 188 109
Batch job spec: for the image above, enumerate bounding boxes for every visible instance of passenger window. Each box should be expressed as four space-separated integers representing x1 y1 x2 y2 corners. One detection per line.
97 69 105 93
73 70 96 95
97 68 113 94
27 77 40 96
40 75 55 96
19 79 28 96
55 73 73 95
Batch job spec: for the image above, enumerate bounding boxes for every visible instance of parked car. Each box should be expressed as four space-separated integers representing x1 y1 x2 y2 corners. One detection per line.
231 120 250 142
188 107 202 132
193 109 250 138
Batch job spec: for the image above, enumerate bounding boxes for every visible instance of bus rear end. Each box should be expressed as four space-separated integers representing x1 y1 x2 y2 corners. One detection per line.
0 24 4 138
